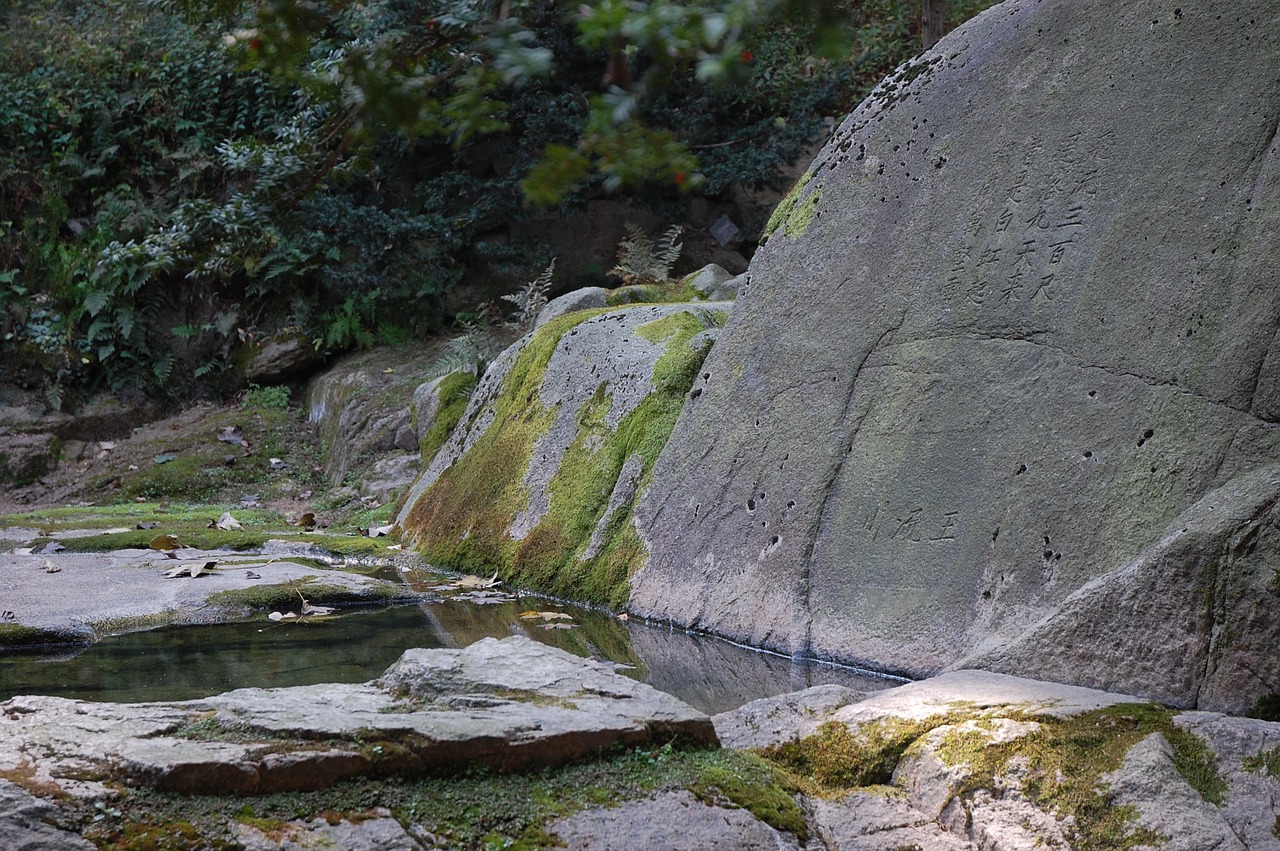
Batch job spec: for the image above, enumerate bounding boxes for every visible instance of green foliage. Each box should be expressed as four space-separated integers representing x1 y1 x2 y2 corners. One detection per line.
241 384 291 410
1 0 1000 403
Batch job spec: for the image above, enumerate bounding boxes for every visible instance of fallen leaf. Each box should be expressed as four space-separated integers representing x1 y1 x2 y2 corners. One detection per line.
41 559 62 574
300 602 335 616
451 572 501 589
153 454 177 465
616 613 629 622
216 425 245 446
136 521 159 530
209 511 242 531
150 534 183 551
268 611 297 621
164 561 218 579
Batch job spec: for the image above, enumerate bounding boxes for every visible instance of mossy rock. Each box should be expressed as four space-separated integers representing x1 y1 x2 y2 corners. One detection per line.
397 303 728 607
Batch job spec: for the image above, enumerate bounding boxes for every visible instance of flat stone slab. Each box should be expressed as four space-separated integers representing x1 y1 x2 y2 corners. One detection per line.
549 790 800 851
0 545 414 645
0 636 715 797
831 669 1141 725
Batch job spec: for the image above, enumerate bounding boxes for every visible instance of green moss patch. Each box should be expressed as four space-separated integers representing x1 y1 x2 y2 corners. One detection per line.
90 744 802 850
405 307 719 607
418 370 478 465
762 169 818 240
762 704 1225 851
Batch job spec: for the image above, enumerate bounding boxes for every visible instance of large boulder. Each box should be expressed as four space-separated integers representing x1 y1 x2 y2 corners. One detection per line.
396 303 729 607
631 0 1280 713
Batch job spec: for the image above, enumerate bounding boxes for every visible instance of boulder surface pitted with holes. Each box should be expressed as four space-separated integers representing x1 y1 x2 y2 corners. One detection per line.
631 0 1280 712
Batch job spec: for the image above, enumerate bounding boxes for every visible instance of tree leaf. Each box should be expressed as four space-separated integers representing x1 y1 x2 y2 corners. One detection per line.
150 534 183 551
209 512 242 531
451 572 501 589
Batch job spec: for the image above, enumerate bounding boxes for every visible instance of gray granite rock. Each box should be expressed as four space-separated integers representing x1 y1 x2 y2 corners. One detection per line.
233 812 420 850
1105 733 1246 851
535 287 609 328
549 790 800 851
630 0 1280 712
0 779 94 850
0 636 714 797
243 336 322 383
809 791 973 851
713 684 866 750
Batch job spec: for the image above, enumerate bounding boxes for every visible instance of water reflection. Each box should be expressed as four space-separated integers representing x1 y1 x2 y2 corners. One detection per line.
0 600 898 714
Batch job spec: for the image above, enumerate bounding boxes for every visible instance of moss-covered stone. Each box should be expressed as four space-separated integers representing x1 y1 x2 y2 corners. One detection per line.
418 371 478 465
760 703 1225 851
404 305 721 607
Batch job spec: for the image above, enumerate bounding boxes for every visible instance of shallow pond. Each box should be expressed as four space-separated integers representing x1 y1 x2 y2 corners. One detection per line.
0 595 901 714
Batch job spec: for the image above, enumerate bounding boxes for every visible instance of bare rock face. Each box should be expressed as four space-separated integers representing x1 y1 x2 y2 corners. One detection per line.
631 0 1280 712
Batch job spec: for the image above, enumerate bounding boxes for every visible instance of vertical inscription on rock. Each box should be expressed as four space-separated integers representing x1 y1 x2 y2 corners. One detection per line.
943 132 1112 311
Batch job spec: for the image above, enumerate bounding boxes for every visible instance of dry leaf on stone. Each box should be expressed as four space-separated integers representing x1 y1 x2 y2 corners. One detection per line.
268 611 297 621
164 561 218 579
150 534 183 551
451 572 501 589
519 611 574 622
209 512 242 531
41 559 62 574
216 425 246 446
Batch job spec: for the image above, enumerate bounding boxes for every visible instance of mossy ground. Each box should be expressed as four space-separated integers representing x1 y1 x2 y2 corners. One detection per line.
761 703 1226 851
404 306 720 608
83 744 802 851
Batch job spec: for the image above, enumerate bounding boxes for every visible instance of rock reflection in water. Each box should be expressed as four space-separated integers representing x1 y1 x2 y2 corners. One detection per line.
0 600 898 711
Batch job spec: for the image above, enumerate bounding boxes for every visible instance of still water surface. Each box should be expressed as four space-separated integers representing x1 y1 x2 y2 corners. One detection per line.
0 597 901 714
